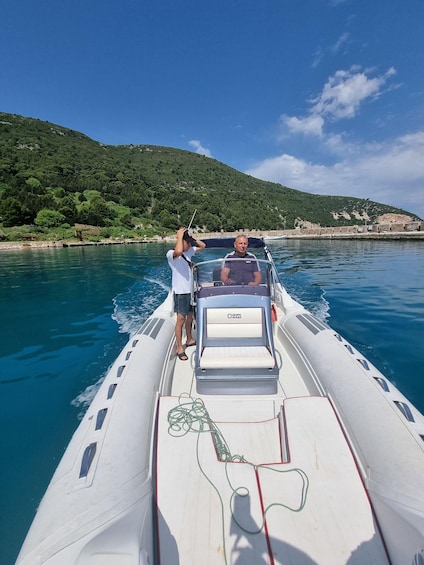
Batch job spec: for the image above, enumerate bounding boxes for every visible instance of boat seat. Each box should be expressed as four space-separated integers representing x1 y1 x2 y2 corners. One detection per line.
200 346 275 369
205 306 263 339
194 294 279 394
199 307 275 370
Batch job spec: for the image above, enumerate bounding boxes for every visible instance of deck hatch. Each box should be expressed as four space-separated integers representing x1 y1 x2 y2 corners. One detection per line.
79 443 97 478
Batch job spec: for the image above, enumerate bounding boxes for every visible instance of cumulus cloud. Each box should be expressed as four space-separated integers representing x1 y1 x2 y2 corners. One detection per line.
281 66 396 137
312 66 396 119
246 65 424 218
245 132 424 218
188 139 212 157
281 115 325 138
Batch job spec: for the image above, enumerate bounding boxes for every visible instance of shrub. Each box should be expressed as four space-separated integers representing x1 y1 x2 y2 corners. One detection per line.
35 209 67 228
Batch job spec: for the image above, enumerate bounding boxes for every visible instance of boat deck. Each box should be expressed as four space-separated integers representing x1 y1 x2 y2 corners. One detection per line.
155 394 389 565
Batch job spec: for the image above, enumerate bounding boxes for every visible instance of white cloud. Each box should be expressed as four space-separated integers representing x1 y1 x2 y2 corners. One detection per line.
245 132 424 218
311 66 396 120
281 114 325 137
250 66 424 217
312 32 350 69
188 139 212 157
280 67 397 140
312 46 324 69
331 32 350 55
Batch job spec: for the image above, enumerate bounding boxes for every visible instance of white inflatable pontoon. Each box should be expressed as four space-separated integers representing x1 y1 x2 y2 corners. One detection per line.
16 238 424 565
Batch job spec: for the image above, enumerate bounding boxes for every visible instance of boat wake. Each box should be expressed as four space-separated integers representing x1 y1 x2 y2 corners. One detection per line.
286 282 330 324
112 276 170 336
311 290 330 323
71 379 104 419
72 276 170 419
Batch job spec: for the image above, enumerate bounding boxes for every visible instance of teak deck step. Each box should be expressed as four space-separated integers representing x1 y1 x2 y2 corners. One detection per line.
155 396 389 565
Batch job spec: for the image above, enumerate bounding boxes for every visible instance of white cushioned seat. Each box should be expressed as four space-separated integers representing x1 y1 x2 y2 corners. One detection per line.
200 346 275 369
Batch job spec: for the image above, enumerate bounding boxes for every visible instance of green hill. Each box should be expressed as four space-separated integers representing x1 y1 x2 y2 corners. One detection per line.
0 112 419 240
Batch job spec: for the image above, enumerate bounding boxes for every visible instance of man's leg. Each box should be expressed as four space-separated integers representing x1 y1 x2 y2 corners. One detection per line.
185 311 195 346
175 312 186 355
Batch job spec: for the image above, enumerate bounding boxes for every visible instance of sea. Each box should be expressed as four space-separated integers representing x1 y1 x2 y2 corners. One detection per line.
1 238 423 564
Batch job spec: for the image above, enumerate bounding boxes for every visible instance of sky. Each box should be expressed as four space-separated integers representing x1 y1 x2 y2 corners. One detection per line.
1 0 424 219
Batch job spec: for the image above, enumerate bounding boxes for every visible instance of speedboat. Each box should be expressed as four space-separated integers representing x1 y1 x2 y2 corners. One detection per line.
263 234 287 242
16 238 424 565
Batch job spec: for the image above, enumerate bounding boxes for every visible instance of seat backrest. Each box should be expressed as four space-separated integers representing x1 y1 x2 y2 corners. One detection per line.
205 307 264 339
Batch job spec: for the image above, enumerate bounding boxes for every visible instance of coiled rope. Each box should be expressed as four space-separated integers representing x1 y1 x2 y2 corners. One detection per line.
167 395 310 565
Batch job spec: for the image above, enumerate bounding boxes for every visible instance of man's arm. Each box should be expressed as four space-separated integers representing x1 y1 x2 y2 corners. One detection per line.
250 256 262 285
172 227 186 258
220 266 231 284
193 237 206 251
250 270 262 286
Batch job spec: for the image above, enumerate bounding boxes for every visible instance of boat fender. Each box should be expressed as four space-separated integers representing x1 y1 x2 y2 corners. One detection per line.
271 303 277 322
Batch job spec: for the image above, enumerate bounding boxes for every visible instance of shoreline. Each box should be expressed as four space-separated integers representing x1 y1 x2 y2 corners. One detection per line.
1 229 424 251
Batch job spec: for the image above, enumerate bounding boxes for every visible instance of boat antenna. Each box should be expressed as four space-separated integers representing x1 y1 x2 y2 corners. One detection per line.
187 209 197 232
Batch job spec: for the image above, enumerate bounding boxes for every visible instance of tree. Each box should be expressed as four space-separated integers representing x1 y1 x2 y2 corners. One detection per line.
57 205 77 224
0 197 31 226
158 209 178 230
25 177 42 193
77 196 116 226
119 212 133 228
35 209 66 228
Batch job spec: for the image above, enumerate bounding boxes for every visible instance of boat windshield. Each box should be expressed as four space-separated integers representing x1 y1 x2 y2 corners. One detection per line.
193 258 272 295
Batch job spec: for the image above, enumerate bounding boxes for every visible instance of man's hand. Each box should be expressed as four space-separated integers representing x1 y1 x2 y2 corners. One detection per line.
176 227 187 239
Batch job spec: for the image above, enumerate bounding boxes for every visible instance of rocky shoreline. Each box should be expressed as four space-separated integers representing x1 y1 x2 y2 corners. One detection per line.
1 228 423 251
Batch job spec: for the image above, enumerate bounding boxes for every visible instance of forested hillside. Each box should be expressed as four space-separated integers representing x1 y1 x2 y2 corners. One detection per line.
0 112 417 240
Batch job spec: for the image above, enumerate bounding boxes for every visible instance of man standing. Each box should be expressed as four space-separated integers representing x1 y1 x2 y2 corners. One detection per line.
220 234 262 286
166 227 206 360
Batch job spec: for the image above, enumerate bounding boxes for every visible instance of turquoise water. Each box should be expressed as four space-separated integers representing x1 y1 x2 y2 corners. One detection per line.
1 240 423 564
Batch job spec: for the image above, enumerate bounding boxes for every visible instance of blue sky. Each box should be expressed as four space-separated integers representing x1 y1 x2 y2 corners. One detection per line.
2 0 424 219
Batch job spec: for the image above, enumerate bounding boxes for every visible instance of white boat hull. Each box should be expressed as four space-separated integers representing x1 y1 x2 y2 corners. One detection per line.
17 243 424 565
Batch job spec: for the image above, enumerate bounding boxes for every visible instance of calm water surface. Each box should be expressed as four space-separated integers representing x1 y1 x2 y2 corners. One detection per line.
1 239 423 564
